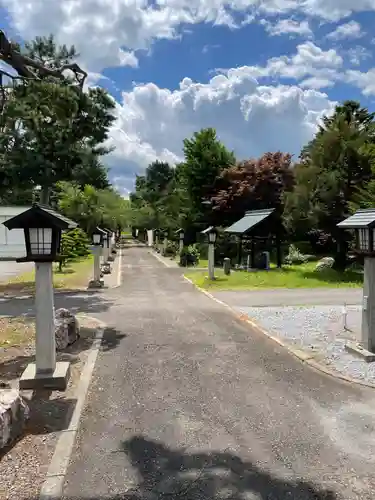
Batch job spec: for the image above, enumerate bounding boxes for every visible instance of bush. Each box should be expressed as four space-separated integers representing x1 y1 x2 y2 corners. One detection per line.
165 240 178 257
58 228 90 270
179 244 200 267
284 244 315 265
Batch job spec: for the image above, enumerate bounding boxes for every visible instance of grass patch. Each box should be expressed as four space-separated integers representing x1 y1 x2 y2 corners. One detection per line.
0 317 35 348
185 261 363 290
0 255 93 295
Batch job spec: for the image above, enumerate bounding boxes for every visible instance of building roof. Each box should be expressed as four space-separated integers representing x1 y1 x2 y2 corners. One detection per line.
337 209 375 229
225 208 275 235
3 204 77 230
201 226 215 234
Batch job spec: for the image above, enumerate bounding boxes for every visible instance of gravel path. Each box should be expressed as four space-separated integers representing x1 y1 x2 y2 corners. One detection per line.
238 305 375 384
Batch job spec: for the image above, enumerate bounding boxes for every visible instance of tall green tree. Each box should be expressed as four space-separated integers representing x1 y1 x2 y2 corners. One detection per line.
0 35 115 204
286 100 375 266
180 128 235 227
57 182 130 235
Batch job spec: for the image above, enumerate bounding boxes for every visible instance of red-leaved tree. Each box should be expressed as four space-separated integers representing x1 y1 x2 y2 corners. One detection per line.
211 152 295 226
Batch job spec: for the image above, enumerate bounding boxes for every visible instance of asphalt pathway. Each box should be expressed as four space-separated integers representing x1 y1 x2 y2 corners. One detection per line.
63 247 375 499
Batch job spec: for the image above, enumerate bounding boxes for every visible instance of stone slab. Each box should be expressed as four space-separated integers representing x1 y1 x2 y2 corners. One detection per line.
19 362 71 391
345 341 375 363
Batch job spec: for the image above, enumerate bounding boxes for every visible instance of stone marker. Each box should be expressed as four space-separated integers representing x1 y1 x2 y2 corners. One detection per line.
55 308 80 351
0 389 29 449
223 257 231 275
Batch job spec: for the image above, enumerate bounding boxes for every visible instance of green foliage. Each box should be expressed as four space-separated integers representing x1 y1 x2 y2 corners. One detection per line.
165 240 178 257
180 128 236 225
179 245 200 267
58 228 90 270
284 244 315 265
0 35 115 204
57 182 130 234
284 100 375 269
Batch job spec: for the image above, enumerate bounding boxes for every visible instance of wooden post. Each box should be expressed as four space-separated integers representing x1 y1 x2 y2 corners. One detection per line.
250 238 255 268
276 233 282 268
238 236 243 267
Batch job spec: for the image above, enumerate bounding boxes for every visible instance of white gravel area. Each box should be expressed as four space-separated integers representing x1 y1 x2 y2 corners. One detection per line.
238 305 375 385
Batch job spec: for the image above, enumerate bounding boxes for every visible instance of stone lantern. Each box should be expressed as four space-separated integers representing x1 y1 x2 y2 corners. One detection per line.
201 226 217 280
338 209 375 358
3 204 77 389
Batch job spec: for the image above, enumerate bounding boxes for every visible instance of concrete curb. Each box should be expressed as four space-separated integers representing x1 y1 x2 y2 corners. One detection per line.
149 250 173 268
183 276 375 390
39 316 107 499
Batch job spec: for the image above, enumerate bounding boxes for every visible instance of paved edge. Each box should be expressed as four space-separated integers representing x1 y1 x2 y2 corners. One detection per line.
148 250 172 268
38 316 107 500
183 276 375 390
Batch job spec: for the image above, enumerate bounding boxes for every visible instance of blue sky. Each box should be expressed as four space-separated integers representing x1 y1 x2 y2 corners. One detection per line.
1 0 375 194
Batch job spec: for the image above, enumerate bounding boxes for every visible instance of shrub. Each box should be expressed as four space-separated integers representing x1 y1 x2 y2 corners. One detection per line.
165 240 178 257
284 244 314 265
179 244 200 267
58 228 90 271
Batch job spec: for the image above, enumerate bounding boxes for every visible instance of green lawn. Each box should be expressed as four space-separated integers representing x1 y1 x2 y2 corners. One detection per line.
185 261 363 290
0 255 94 294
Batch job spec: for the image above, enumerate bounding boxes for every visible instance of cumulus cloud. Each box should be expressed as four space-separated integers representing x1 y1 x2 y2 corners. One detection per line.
345 69 375 95
106 72 335 190
3 0 375 71
261 18 313 37
326 21 364 40
229 42 343 83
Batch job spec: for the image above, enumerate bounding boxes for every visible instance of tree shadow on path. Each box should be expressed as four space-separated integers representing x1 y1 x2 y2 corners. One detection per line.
66 435 338 500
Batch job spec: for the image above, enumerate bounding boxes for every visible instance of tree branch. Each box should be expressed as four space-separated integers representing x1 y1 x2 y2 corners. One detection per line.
0 30 87 88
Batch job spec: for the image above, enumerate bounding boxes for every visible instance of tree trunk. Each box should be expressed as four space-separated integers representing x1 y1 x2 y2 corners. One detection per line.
40 185 50 206
332 233 348 271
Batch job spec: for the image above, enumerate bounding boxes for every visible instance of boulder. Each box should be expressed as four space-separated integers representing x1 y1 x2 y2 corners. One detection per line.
55 308 80 351
0 389 29 449
315 256 335 272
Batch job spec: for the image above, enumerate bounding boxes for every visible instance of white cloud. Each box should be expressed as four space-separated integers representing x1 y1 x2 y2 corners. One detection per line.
3 0 375 72
241 42 343 82
106 72 335 190
347 46 372 65
299 77 336 89
326 20 364 40
261 18 312 37
345 69 375 95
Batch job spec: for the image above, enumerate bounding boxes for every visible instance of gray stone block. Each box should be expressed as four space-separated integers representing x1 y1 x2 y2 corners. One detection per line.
19 362 71 391
345 341 375 363
0 389 29 449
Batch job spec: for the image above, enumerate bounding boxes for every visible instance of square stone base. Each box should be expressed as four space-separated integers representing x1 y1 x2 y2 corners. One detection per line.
345 342 375 363
19 362 71 391
88 279 104 289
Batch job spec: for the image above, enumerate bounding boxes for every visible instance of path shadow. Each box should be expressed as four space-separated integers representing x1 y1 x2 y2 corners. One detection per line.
0 391 76 459
0 290 115 319
64 435 338 499
101 327 127 352
0 325 125 382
